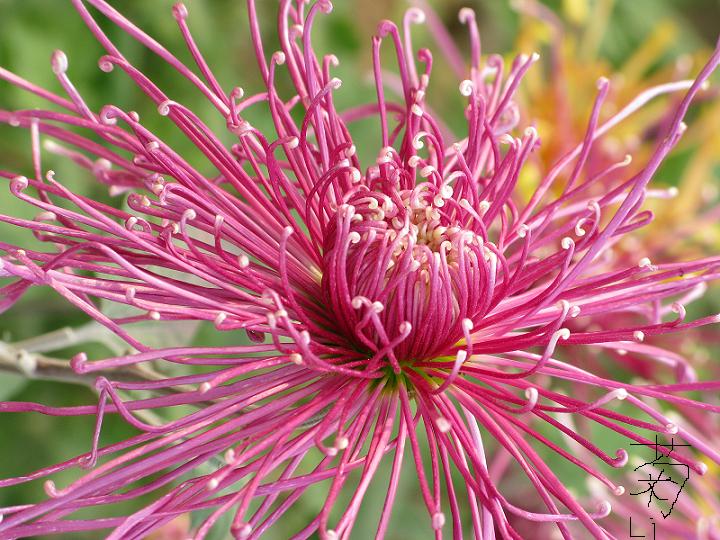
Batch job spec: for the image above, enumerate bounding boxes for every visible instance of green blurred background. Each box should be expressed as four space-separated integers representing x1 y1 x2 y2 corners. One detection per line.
1 1 719 538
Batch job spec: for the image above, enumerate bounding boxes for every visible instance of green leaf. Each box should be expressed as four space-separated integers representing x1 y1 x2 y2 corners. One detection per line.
0 371 29 400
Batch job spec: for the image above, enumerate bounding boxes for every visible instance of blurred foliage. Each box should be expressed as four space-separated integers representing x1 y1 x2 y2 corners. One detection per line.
0 0 719 538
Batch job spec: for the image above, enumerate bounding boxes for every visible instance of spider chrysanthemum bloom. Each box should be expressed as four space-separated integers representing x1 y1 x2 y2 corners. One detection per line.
1 1 720 538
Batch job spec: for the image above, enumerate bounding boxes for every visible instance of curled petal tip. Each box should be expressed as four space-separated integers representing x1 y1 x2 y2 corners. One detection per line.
98 55 115 73
376 19 396 38
172 2 188 20
10 175 29 193
612 449 629 467
51 50 68 74
458 7 476 23
406 7 426 24
70 352 88 374
233 523 252 539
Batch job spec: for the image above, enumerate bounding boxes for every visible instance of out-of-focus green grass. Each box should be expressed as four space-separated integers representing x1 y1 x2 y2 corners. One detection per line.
0 1 719 538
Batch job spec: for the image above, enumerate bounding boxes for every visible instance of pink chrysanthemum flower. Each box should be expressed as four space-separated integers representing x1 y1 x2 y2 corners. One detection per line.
1 1 720 538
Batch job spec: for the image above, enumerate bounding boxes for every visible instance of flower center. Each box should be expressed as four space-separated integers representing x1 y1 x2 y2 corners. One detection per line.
322 185 489 366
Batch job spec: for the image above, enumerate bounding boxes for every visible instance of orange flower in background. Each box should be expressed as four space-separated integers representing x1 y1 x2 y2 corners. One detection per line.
514 0 720 260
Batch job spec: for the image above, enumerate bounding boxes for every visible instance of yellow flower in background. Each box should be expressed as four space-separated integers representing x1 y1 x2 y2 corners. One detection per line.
513 0 720 259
